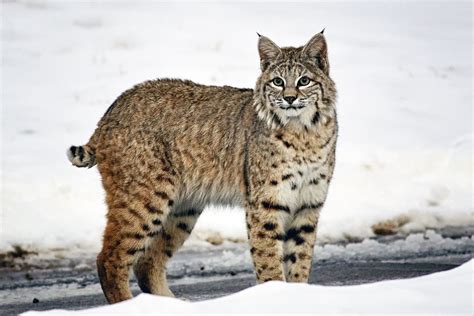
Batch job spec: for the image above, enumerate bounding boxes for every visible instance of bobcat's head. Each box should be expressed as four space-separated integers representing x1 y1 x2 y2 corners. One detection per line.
254 31 337 129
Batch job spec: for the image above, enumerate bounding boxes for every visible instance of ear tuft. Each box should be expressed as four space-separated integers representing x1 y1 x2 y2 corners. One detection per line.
320 28 325 34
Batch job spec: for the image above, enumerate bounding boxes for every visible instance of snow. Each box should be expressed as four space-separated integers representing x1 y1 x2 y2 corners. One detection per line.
23 260 473 315
1 1 472 251
315 230 473 262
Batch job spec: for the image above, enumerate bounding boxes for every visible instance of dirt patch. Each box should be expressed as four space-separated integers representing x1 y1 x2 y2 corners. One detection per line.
0 245 38 268
371 215 411 236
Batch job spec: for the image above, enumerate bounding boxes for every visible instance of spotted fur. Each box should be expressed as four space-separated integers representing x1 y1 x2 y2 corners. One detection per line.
68 31 337 303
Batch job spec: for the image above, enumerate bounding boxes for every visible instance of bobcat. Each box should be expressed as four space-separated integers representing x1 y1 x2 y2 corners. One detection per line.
68 31 337 303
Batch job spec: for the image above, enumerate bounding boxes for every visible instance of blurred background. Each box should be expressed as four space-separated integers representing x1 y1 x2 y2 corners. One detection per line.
1 1 472 256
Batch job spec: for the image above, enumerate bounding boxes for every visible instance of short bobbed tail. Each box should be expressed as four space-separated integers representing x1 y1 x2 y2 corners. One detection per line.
67 145 96 168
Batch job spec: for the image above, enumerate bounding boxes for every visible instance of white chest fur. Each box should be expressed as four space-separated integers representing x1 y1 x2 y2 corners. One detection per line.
275 153 330 213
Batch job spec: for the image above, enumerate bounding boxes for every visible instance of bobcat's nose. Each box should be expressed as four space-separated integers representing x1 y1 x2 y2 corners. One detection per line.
284 96 297 105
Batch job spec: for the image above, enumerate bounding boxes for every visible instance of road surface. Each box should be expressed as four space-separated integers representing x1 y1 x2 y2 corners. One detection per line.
1 227 472 315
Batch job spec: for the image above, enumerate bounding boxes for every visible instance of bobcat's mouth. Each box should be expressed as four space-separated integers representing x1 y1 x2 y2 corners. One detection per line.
278 104 306 117
279 104 306 111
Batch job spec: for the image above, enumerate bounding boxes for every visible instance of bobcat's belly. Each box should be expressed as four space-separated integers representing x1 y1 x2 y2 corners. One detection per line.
178 171 244 210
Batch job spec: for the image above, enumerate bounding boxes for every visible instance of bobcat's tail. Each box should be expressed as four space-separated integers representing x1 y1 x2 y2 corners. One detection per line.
67 144 96 168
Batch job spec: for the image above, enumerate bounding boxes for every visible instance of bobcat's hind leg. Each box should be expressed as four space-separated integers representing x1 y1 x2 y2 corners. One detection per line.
283 206 321 282
134 208 203 297
96 134 178 303
96 186 176 303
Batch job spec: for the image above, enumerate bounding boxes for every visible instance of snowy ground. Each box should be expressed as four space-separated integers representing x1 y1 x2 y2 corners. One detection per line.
1 1 472 253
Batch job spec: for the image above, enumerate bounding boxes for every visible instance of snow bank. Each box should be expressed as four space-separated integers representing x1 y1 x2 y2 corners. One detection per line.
23 260 473 315
2 1 472 251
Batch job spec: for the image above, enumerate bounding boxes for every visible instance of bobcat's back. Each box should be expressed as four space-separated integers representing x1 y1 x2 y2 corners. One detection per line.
100 79 253 133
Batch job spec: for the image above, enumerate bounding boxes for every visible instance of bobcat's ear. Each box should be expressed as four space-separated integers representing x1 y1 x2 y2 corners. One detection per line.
258 34 281 71
302 31 329 75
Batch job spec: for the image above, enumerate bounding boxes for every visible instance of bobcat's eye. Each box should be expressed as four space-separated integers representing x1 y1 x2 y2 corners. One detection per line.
298 76 311 86
272 77 284 87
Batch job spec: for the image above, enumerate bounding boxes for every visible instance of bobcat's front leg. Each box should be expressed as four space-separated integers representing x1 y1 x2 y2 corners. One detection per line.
245 200 290 282
284 206 321 282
